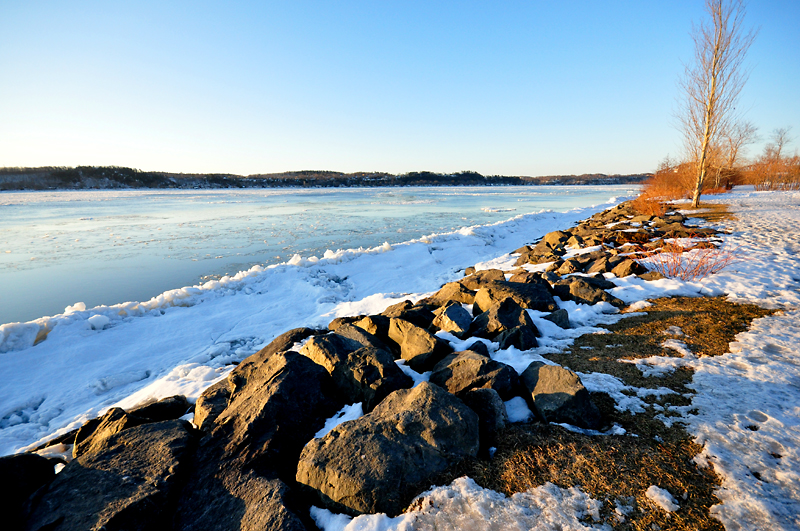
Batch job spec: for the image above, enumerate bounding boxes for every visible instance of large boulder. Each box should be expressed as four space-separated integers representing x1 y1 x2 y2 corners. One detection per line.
308 345 413 412
472 280 558 314
459 388 508 452
611 258 648 278
208 352 341 477
520 362 601 430
431 301 472 338
0 453 55 531
551 278 625 308
174 468 309 531
495 325 539 350
295 382 479 516
458 269 506 290
469 298 540 340
387 318 452 372
381 301 435 329
352 315 391 343
130 395 191 423
24 420 194 531
429 350 520 400
73 407 148 458
424 282 476 306
232 327 324 387
194 379 232 430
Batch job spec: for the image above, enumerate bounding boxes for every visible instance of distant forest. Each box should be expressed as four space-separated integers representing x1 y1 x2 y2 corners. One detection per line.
0 166 650 191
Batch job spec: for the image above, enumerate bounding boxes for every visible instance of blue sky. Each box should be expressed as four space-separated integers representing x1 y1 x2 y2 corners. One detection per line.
1 1 797 176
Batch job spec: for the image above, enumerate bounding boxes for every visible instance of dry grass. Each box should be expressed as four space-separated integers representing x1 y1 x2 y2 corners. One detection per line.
636 239 742 281
433 296 774 530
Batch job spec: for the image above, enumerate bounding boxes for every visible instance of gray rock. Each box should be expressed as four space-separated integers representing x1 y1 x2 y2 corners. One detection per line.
431 302 472 338
473 280 558 314
208 352 341 478
381 301 435 329
541 230 571 249
458 269 506 290
639 271 666 281
328 316 362 331
308 345 413 412
334 324 389 351
295 382 479 516
556 259 581 275
520 362 601 430
611 258 648 277
430 350 520 400
425 282 477 306
542 308 571 329
469 298 540 339
25 421 194 531
551 278 625 308
460 388 508 451
175 469 309 531
131 395 191 423
0 453 55 531
495 325 539 350
300 333 365 366
233 327 324 387
194 379 232 431
73 407 147 458
507 271 548 285
387 318 452 372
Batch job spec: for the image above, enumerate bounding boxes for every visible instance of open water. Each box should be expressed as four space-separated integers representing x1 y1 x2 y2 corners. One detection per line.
0 185 636 325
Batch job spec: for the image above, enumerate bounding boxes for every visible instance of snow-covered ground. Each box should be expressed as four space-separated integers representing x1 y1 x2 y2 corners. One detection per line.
2 188 799 530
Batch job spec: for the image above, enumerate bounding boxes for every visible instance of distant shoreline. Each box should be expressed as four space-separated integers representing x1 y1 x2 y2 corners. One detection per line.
0 166 650 191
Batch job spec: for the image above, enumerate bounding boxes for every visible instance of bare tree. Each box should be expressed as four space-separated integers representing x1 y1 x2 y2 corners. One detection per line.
678 0 757 207
764 126 793 161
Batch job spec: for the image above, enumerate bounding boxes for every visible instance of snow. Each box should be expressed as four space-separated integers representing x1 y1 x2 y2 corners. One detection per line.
314 403 364 439
504 397 533 423
310 477 606 531
645 485 680 513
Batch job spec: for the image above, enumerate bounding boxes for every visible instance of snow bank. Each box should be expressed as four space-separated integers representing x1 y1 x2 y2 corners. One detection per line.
311 477 604 531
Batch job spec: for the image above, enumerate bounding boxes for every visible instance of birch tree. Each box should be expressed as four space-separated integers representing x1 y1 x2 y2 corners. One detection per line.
678 0 756 207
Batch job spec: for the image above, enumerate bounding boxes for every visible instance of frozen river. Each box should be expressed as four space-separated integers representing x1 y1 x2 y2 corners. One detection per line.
0 185 635 325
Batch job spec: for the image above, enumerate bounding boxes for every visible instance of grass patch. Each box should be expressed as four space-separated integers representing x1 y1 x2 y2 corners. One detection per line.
432 295 773 530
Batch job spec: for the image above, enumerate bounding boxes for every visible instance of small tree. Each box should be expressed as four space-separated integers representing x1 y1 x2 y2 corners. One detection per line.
677 0 757 207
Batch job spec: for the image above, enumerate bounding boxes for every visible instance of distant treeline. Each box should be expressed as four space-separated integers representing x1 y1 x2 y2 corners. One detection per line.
0 166 650 191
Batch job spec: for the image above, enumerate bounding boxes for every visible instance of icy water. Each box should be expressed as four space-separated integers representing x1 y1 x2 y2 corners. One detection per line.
0 185 635 325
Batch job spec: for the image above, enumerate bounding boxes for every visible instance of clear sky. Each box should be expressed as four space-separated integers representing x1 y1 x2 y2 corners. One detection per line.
1 1 797 176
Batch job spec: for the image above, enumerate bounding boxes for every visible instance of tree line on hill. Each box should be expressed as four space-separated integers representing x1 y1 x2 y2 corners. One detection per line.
0 167 650 191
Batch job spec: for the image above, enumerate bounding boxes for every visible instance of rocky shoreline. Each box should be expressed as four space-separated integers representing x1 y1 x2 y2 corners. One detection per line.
1 201 722 530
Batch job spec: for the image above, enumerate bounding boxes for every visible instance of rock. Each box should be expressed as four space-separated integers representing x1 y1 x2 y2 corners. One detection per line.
469 298 540 339
429 350 520 400
328 316 362 331
73 407 147 458
381 301 435 329
334 324 389 351
233 327 324 387
579 274 617 290
507 271 547 285
551 278 625 308
458 269 507 290
556 259 581 275
573 249 608 267
308 345 413 412
520 362 601 430
585 255 626 275
352 315 391 339
639 271 666 281
131 395 191 423
388 318 452 372
460 388 508 451
543 308 571 329
424 281 477 306
473 280 557 314
295 382 479 516
545 259 564 272
195 379 232 430
175 470 309 531
495 325 539 350
300 333 365 366
565 235 584 249
0 453 55 531
25 421 194 531
611 259 648 277
209 351 341 478
541 230 570 249
463 340 490 357
431 302 472 338
464 266 476 276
